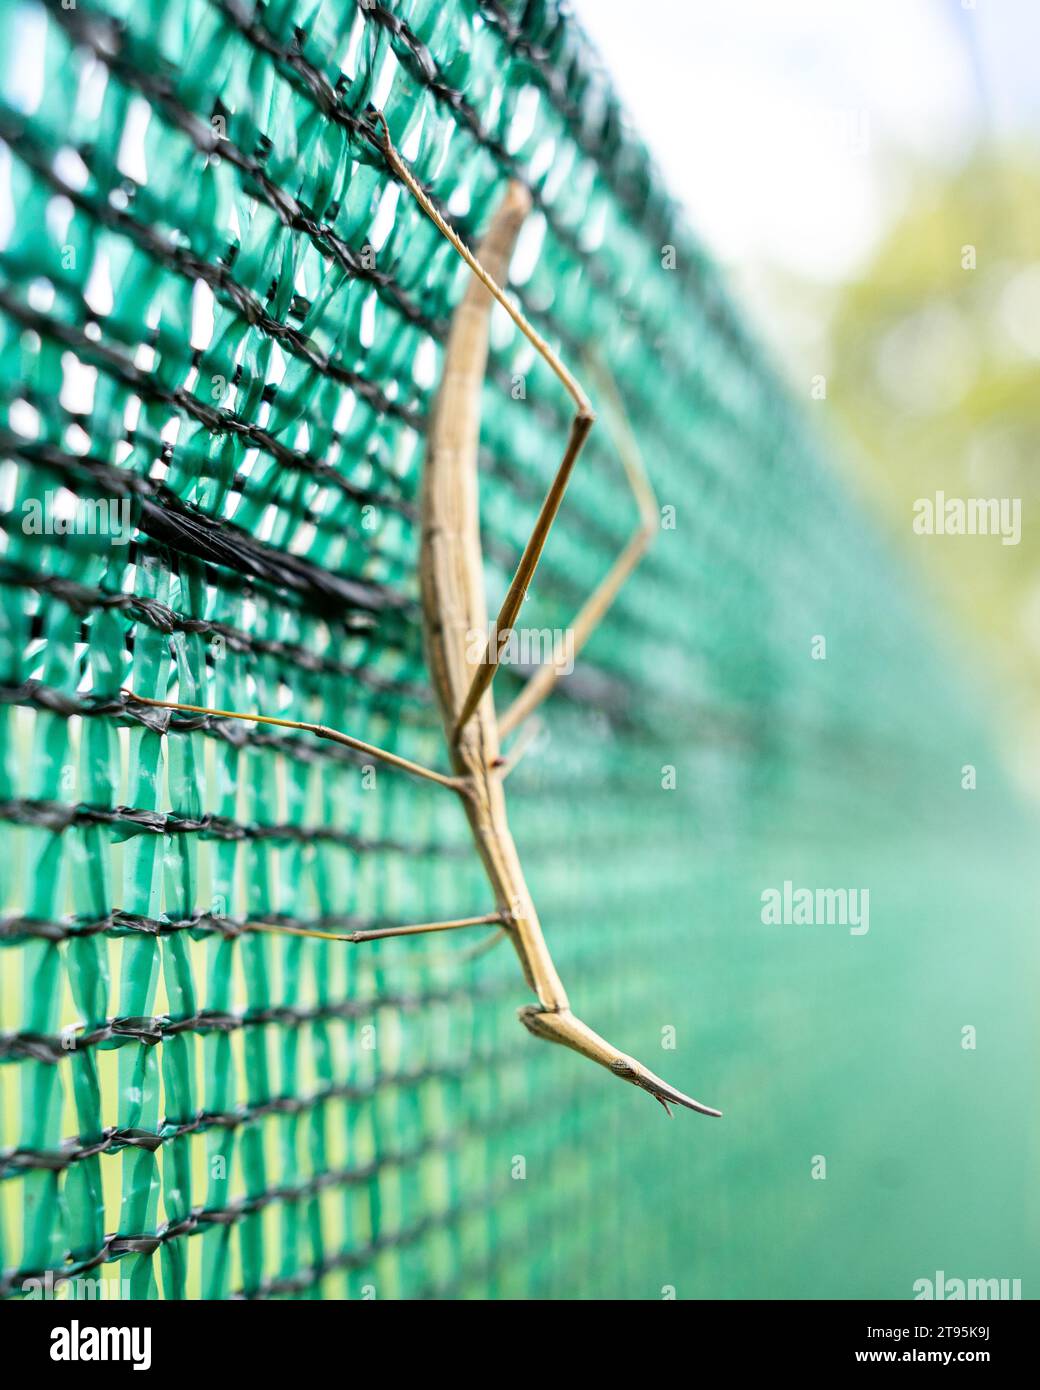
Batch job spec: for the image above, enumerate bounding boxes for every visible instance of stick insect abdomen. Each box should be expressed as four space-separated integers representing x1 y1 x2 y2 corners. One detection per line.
420 182 528 771
420 181 569 1013
420 184 721 1117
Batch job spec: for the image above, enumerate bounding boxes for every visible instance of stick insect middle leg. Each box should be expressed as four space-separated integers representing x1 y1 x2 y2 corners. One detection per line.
127 695 465 791
430 367 657 971
123 694 507 944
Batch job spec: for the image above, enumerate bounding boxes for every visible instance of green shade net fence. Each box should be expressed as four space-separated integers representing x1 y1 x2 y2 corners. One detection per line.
0 0 1036 1299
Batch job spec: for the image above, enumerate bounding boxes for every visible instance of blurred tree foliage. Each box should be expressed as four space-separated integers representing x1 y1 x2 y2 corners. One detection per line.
824 150 1040 773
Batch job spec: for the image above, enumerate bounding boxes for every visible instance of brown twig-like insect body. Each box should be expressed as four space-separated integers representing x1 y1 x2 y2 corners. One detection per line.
130 116 721 1118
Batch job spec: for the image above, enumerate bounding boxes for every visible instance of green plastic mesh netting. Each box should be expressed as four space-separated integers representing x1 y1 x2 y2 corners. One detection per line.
0 0 1036 1300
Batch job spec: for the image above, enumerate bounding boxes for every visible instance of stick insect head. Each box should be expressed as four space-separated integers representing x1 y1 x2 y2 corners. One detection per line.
518 1006 722 1118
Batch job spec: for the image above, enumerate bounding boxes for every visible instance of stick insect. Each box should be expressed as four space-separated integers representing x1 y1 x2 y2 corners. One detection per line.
128 113 721 1119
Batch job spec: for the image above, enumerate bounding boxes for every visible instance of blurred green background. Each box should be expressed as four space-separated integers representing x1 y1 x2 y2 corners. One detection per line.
568 0 1040 1297
580 0 1040 799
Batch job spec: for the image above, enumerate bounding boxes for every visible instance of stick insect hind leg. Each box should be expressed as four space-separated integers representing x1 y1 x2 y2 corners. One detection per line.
378 119 665 779
371 112 596 749
497 358 660 743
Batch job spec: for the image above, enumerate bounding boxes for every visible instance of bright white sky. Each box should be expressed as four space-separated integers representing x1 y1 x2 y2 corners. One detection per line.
572 0 1038 286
